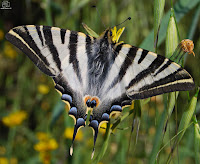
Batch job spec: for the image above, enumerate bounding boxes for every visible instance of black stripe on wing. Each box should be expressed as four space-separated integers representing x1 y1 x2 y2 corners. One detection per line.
113 43 123 58
36 26 44 46
5 26 53 76
138 49 148 64
60 29 66 44
43 26 62 72
86 35 92 59
126 54 166 90
140 68 192 92
154 60 171 76
69 31 82 83
126 55 195 99
109 46 138 89
128 81 194 99
53 75 74 96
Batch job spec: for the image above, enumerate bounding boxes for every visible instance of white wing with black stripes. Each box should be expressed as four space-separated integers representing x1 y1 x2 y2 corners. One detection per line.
6 25 195 156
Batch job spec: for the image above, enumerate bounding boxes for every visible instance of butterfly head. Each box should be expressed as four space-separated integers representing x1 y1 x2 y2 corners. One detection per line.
100 26 125 44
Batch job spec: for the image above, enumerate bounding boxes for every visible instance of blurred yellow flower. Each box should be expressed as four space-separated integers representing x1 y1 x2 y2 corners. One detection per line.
2 110 27 127
64 127 83 141
0 29 4 40
34 133 58 152
4 42 17 59
39 152 51 164
34 132 58 164
34 138 58 152
38 84 50 95
0 157 18 164
36 132 49 141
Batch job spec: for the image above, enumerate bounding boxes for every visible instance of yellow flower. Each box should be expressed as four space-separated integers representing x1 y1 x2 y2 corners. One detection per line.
39 152 51 164
34 139 58 152
64 127 83 141
111 26 125 43
38 84 50 95
0 29 4 40
2 110 27 127
0 157 7 164
0 157 18 164
34 132 58 164
34 133 58 152
36 132 49 141
4 42 17 59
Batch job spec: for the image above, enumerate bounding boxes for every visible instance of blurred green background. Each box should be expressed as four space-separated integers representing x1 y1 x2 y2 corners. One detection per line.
0 0 200 163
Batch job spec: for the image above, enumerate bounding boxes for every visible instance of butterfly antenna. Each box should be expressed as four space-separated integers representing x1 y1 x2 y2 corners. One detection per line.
92 5 106 28
115 17 131 27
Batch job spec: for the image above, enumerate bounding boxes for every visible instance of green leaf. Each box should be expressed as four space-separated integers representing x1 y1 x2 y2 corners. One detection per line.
167 88 199 163
165 8 179 59
50 101 65 130
187 3 200 39
194 118 200 164
154 0 165 50
149 8 180 162
140 0 200 51
82 23 99 38
149 92 179 164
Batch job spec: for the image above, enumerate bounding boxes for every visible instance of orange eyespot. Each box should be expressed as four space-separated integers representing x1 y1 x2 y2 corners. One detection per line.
91 96 100 107
84 95 91 105
180 39 195 56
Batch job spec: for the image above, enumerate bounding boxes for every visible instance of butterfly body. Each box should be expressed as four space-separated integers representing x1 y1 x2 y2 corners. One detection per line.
6 25 195 155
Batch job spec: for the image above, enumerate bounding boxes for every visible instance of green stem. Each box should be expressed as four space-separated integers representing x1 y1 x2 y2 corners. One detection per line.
6 127 16 159
44 0 53 26
86 110 91 126
93 109 135 163
93 121 111 164
149 92 178 164
112 109 134 131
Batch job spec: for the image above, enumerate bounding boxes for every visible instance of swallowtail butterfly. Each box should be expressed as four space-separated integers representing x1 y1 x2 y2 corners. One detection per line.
6 25 195 155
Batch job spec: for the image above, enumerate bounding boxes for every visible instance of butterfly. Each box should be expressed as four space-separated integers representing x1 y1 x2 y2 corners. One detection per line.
5 25 195 156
